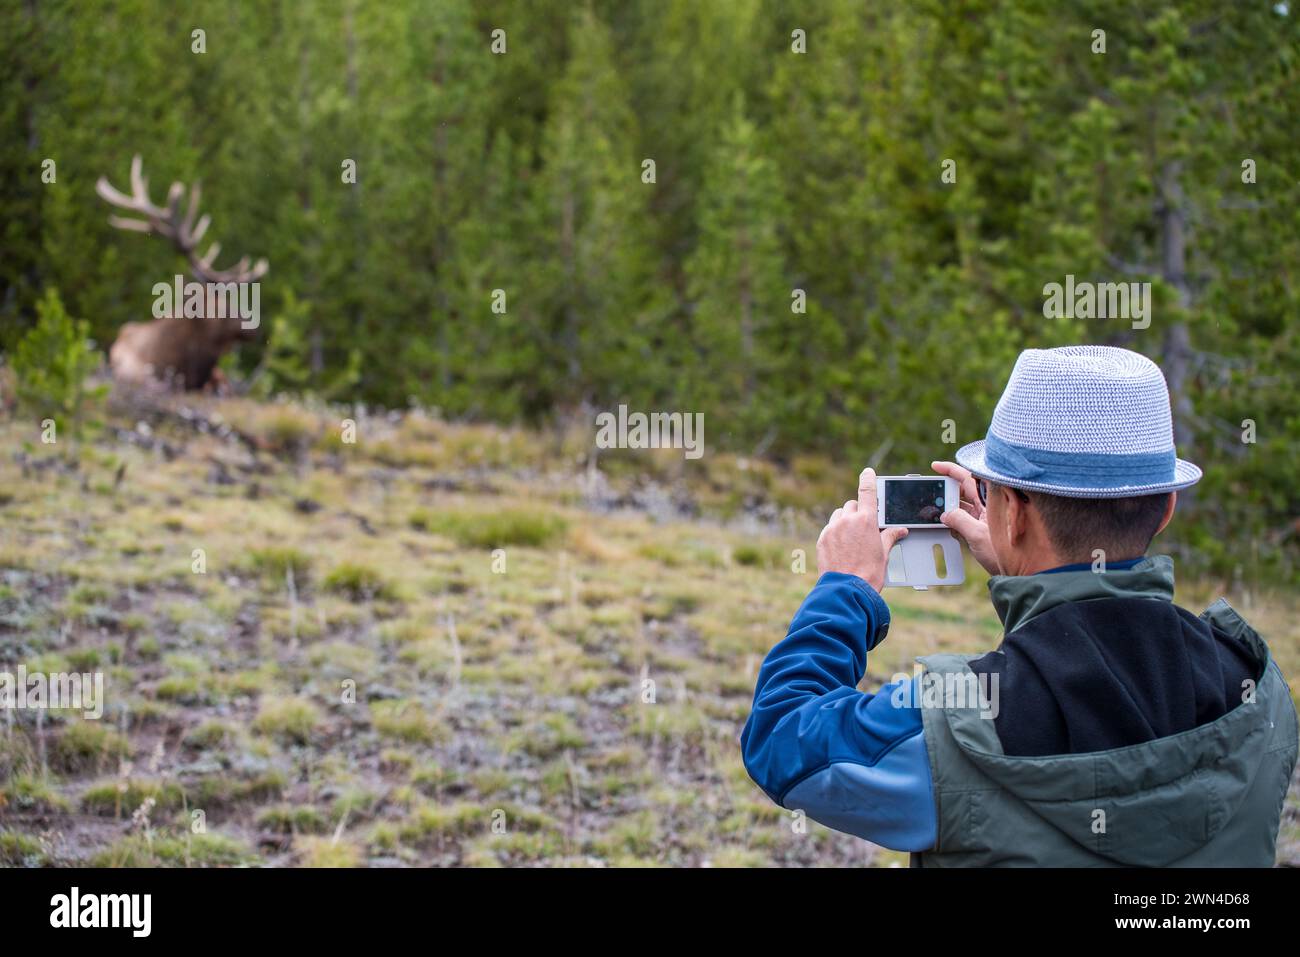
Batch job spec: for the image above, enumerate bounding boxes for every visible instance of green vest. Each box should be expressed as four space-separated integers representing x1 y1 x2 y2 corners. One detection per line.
912 559 1299 867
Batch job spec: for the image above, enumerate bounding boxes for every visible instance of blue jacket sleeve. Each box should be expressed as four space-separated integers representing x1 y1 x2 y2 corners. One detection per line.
740 572 937 852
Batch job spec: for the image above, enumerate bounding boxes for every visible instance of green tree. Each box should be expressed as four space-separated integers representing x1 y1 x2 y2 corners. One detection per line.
10 288 105 440
528 8 666 411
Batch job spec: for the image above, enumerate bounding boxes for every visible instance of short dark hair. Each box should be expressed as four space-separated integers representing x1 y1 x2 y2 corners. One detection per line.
1021 489 1171 563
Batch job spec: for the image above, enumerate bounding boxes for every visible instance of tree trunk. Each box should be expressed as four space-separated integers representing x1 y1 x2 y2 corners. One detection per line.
1159 161 1196 506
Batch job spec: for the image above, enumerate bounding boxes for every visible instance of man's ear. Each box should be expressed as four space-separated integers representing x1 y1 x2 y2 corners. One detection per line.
1003 486 1030 545
1155 492 1177 535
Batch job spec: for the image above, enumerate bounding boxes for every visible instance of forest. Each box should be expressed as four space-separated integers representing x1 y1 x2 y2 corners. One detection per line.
2 0 1297 584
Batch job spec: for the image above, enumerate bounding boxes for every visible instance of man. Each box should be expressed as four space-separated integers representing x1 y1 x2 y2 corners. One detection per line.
741 345 1298 866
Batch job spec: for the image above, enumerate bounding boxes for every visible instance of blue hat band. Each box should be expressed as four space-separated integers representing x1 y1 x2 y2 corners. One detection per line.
984 432 1176 490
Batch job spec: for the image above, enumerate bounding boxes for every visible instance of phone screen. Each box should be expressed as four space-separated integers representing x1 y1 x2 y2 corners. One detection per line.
883 479 947 526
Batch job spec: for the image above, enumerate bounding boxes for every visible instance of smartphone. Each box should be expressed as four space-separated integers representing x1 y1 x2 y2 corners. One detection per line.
876 475 959 528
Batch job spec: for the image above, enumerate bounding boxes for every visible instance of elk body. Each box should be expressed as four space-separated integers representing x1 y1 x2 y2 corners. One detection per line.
96 156 268 390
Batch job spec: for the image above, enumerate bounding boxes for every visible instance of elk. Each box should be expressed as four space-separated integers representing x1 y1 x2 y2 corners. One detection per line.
96 155 268 390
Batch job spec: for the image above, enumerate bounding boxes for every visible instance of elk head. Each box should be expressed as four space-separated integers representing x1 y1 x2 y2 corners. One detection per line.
96 155 269 390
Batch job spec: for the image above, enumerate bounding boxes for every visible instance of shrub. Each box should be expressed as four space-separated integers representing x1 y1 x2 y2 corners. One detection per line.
252 290 361 402
9 288 106 440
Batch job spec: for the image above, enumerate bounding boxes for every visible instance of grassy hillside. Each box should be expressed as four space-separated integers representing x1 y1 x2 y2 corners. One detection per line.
1 393 1296 867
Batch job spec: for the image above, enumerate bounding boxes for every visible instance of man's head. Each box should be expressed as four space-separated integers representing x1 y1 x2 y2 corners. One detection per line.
953 346 1198 575
979 479 1176 574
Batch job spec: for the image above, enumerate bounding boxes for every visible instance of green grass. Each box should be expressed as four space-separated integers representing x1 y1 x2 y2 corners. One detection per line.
257 804 330 834
323 562 397 601
81 779 186 816
246 546 314 584
296 835 363 867
183 719 236 750
90 832 256 867
0 829 45 866
1 774 72 813
252 697 323 745
510 713 588 759
154 674 207 704
731 543 787 569
410 507 568 549
370 700 447 745
0 397 1295 869
187 770 287 807
399 802 486 845
50 720 129 773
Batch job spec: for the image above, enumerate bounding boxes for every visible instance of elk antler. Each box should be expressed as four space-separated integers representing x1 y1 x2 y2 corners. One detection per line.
96 154 268 284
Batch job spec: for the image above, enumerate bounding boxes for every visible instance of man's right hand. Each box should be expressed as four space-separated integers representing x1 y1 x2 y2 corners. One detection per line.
931 460 1001 575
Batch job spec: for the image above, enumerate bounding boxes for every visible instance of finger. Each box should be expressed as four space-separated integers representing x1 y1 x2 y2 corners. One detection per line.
941 506 984 540
931 460 971 482
882 526 909 551
933 460 982 517
857 467 878 519
843 499 858 513
829 507 843 525
960 500 981 518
